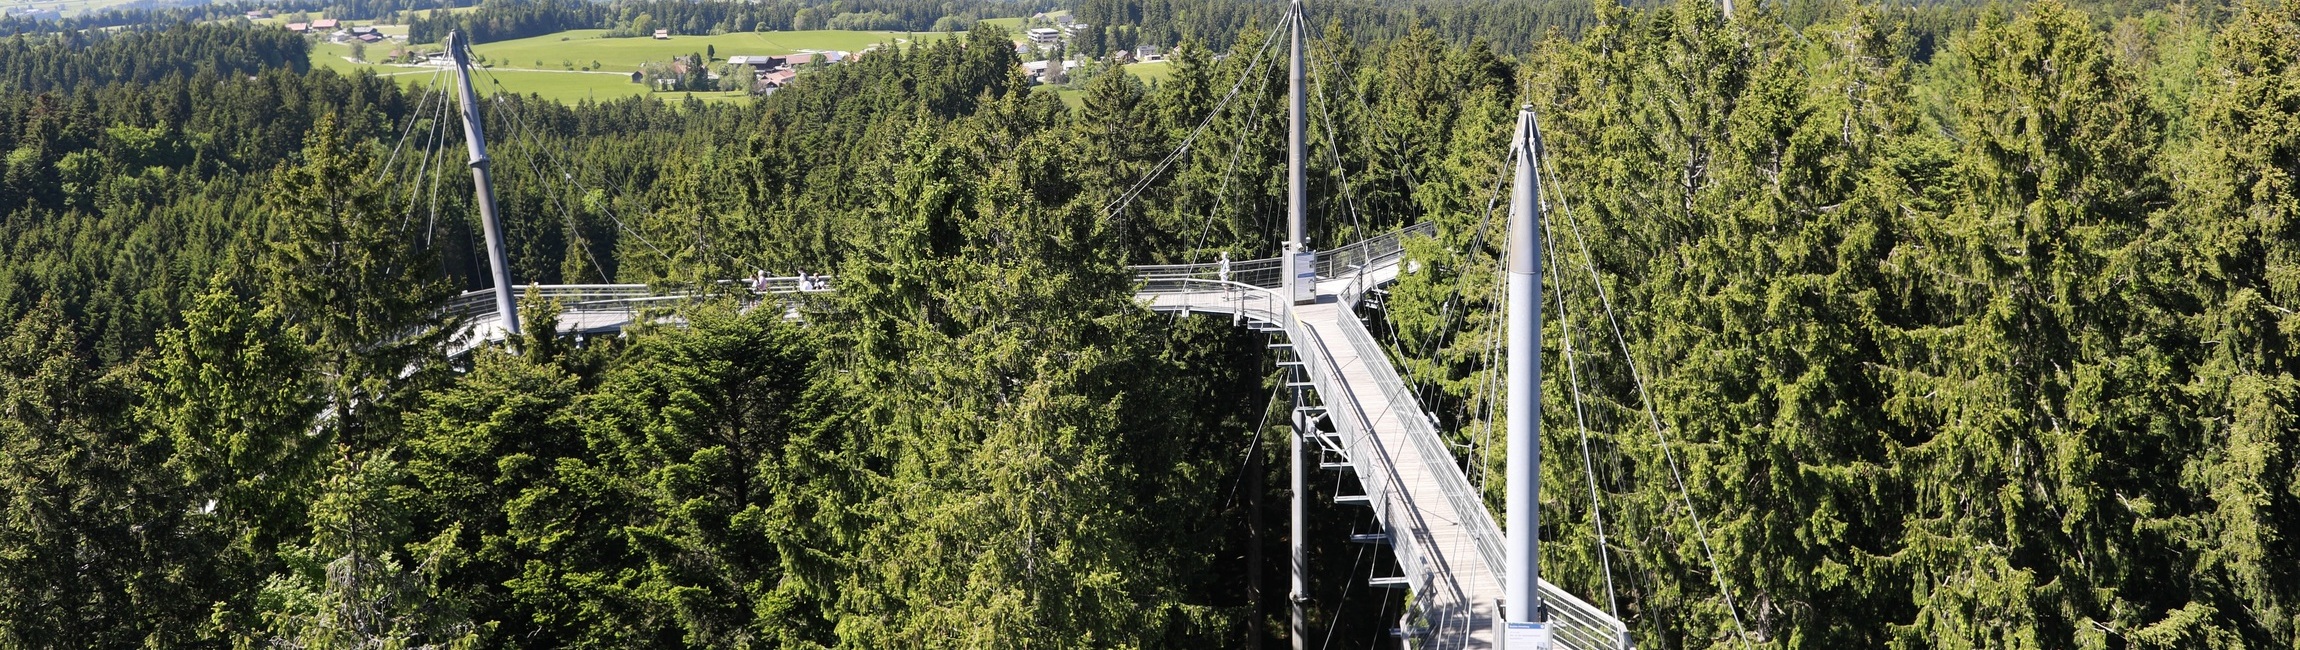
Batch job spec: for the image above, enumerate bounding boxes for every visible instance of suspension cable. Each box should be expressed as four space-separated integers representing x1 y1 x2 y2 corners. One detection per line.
425 81 451 251
480 87 613 283
1538 182 1622 618
1318 535 1374 650
1224 375 1290 508
470 64 681 281
1533 111 1751 644
397 73 447 237
378 66 445 188
1100 16 1288 223
1177 13 1286 278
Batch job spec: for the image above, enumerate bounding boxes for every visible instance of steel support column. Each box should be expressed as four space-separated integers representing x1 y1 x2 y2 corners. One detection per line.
1289 376 1309 650
1283 0 1312 305
448 31 520 336
1505 106 1545 628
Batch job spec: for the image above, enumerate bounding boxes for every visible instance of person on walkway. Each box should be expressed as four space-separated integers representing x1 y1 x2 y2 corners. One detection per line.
1217 251 1232 299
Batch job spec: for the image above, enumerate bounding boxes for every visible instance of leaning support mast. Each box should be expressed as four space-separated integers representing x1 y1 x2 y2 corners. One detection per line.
448 31 520 336
1504 106 1546 632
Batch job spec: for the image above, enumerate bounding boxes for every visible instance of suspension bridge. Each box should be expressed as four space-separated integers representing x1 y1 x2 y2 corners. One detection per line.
406 0 1750 642
443 223 1630 649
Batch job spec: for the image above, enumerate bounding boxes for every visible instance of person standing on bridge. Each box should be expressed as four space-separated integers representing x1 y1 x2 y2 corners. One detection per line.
1217 251 1232 300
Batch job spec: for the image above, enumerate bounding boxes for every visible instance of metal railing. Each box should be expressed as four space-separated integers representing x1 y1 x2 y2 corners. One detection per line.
1290 310 1480 641
446 277 835 325
443 284 654 321
428 221 1628 647
1316 221 1434 278
1127 222 1437 290
1132 257 1286 289
1326 310 1628 649
1329 302 1508 585
1135 278 1289 326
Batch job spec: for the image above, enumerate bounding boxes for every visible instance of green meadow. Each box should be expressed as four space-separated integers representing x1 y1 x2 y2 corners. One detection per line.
309 41 748 105
307 28 1175 106
468 29 951 72
0 0 140 17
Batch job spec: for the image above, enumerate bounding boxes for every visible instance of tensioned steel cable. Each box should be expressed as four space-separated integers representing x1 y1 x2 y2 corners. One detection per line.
1533 110 1751 646
1099 17 1288 222
1539 180 1622 619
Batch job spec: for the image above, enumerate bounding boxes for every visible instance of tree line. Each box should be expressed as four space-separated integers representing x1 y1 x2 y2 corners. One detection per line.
0 0 476 37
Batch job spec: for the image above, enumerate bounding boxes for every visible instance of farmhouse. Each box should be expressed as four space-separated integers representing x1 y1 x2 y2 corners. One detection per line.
751 68 800 95
312 18 339 30
726 55 786 68
1021 59 1081 83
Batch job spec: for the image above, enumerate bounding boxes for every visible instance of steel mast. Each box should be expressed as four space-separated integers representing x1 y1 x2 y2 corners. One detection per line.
447 30 520 336
1283 2 1312 650
1505 106 1546 634
1283 0 1313 306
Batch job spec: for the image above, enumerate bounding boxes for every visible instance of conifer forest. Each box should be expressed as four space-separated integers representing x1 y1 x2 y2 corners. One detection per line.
2 0 2299 648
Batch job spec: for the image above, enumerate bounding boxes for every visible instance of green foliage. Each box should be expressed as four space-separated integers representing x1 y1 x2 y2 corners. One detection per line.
263 113 456 451
255 452 489 649
12 3 2300 649
139 276 326 639
0 304 169 647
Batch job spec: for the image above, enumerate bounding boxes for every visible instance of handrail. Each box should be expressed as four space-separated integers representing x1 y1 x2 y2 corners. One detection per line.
1328 308 1508 580
1325 306 1628 649
1127 221 1435 290
445 221 1438 325
1316 221 1434 279
1136 278 1287 325
1288 307 1463 617
447 277 834 325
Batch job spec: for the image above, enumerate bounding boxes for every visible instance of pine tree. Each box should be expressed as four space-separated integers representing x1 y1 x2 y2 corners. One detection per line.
261 113 454 452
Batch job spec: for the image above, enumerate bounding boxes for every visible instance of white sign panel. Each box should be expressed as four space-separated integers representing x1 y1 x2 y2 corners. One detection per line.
1505 622 1553 650
1292 251 1317 302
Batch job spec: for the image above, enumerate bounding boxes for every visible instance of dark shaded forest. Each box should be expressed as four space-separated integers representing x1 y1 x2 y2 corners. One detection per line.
2 0 2299 648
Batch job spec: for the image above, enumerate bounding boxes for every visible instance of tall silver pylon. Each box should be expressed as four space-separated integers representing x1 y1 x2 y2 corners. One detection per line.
1282 0 1313 305
448 31 520 336
1289 381 1309 650
1505 106 1546 628
1284 1 1313 648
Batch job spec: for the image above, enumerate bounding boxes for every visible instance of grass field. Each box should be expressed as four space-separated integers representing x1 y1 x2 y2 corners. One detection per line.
468 29 955 72
1128 60 1175 85
306 27 1172 107
1038 62 1178 108
310 41 749 105
0 0 140 17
